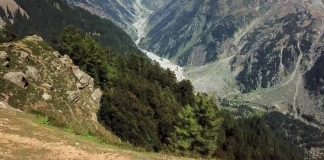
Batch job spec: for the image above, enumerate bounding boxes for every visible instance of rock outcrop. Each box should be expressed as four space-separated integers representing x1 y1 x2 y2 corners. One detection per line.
0 51 8 60
3 72 28 88
66 90 79 102
60 55 73 65
91 88 102 101
19 51 29 61
26 66 40 81
0 0 29 28
72 66 94 90
0 35 110 138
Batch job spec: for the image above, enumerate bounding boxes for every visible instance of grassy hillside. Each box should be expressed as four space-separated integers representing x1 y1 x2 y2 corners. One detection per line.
0 108 194 160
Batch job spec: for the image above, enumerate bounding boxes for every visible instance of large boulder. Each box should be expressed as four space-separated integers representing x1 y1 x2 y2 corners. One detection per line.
3 72 29 88
26 66 40 81
19 51 29 62
60 54 73 65
72 66 94 90
0 51 8 60
91 88 102 101
25 35 43 42
52 51 60 58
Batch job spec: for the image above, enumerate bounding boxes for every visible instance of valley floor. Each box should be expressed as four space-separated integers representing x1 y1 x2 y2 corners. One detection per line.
0 108 193 160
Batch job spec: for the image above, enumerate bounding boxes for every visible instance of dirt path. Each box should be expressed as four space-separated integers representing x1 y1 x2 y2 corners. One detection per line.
0 109 132 160
0 108 193 160
0 132 130 160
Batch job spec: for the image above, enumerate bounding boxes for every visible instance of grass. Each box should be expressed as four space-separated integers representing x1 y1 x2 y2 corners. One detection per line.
81 133 107 145
0 108 195 160
36 115 50 125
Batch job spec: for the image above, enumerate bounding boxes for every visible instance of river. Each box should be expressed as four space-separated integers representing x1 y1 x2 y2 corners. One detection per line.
132 0 185 81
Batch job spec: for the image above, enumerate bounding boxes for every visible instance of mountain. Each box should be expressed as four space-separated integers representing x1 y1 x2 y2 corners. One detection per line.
64 0 171 39
0 0 28 28
0 0 139 55
137 0 324 128
0 0 323 159
141 0 172 11
65 0 138 37
0 36 193 160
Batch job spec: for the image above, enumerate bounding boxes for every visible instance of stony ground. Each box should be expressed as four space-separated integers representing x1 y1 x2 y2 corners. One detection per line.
0 108 194 160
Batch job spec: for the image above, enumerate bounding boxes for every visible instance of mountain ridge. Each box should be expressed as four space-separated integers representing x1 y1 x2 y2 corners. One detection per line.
138 0 324 128
0 0 323 159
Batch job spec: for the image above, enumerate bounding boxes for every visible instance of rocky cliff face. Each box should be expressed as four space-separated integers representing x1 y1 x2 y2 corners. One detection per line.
0 35 114 140
65 0 172 39
66 0 136 36
0 0 28 28
141 0 172 11
138 0 324 127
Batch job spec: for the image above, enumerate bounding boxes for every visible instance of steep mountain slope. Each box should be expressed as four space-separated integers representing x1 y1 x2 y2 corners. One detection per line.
1 0 139 55
141 0 172 11
65 0 172 39
0 0 28 28
0 35 118 142
139 0 324 127
65 0 138 37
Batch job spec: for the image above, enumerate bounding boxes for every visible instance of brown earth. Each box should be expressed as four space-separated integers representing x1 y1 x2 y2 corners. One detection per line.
0 108 193 160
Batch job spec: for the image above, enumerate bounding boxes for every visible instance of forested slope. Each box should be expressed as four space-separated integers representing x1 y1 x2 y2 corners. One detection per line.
1 0 138 54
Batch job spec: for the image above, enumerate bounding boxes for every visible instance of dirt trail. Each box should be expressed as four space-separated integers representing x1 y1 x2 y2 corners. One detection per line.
0 108 193 160
0 132 130 160
0 109 131 160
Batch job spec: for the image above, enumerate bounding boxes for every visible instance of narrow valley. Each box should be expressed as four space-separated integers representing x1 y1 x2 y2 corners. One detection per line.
132 0 185 81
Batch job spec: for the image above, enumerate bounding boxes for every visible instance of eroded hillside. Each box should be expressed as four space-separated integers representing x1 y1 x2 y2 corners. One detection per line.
0 35 118 142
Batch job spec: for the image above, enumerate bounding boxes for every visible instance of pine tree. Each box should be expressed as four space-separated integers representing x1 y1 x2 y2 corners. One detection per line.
169 105 202 154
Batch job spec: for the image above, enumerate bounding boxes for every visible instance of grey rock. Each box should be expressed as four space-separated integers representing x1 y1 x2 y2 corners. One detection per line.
52 51 60 58
91 88 102 101
3 72 29 88
19 51 29 61
60 54 73 65
76 82 85 90
72 66 93 86
26 66 40 81
2 61 9 67
66 91 79 102
0 51 8 60
25 35 43 42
